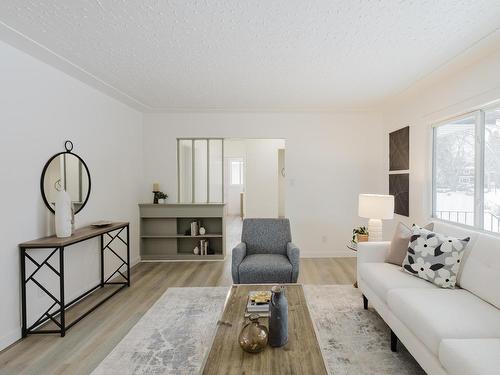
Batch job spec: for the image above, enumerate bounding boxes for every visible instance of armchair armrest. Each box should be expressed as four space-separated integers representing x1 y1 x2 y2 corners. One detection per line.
287 242 300 283
231 242 247 284
357 241 390 265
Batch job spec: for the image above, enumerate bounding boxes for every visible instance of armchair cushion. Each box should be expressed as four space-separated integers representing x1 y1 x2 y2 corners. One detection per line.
242 218 291 255
238 254 293 284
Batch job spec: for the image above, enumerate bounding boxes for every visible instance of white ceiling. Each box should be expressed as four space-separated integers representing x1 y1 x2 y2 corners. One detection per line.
1 1 500 112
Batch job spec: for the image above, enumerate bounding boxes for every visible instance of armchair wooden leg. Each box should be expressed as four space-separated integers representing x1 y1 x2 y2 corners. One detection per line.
362 294 368 310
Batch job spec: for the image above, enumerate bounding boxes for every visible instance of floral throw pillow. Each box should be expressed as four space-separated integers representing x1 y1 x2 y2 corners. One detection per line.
402 226 470 288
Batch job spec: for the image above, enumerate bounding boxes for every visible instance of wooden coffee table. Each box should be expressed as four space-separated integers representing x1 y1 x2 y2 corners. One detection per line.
200 284 328 375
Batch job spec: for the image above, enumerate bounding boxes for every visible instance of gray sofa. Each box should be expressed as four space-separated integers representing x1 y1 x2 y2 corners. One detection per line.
231 218 300 284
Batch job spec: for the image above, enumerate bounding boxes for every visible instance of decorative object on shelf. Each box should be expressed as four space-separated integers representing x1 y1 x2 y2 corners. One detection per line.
199 226 206 235
193 246 200 255
55 190 72 238
190 221 198 236
40 140 91 215
352 226 369 243
199 239 209 255
238 314 268 353
153 191 168 204
269 285 288 347
91 220 113 227
358 194 394 241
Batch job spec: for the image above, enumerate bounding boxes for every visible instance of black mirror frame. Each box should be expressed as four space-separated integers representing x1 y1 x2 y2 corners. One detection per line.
40 149 91 215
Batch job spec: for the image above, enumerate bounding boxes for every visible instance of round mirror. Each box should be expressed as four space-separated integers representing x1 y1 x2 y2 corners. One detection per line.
41 150 91 214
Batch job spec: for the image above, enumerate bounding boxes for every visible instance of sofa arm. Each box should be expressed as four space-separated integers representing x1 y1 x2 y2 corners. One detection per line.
357 241 390 265
287 242 300 283
231 242 247 284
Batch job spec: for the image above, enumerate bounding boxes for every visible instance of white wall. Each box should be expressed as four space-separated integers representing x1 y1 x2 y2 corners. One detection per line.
0 40 143 350
245 139 285 218
382 46 500 236
224 139 246 216
142 112 386 257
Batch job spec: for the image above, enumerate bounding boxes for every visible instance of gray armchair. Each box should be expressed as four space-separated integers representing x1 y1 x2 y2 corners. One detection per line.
232 218 300 284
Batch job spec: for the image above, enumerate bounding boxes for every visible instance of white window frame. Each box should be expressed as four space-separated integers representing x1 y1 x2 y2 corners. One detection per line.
431 103 500 233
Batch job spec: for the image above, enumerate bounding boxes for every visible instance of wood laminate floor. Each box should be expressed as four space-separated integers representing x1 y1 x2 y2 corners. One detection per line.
0 259 355 375
0 218 356 374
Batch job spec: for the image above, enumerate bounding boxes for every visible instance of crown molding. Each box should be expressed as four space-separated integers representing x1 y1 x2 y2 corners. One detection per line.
0 21 152 112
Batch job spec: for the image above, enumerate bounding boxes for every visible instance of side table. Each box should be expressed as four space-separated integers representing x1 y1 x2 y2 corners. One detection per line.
346 241 358 288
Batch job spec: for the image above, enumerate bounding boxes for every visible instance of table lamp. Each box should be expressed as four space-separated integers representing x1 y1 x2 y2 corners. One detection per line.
358 194 394 241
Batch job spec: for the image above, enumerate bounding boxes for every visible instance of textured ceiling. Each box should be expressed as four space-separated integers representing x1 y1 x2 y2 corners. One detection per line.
1 1 500 111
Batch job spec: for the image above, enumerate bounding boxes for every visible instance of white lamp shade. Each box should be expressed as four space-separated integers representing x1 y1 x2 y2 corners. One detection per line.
358 194 395 220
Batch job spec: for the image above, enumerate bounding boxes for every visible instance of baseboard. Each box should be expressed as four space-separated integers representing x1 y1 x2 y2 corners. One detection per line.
0 327 21 353
131 256 141 267
140 258 225 263
301 250 356 258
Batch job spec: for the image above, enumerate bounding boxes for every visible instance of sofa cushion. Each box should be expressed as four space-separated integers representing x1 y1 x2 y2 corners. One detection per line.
386 222 433 266
432 221 479 285
402 226 470 289
238 254 292 284
459 232 500 309
439 339 500 375
242 218 291 255
358 263 436 303
387 288 500 356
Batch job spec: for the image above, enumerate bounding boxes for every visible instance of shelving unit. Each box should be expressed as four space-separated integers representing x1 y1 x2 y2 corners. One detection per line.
139 203 225 261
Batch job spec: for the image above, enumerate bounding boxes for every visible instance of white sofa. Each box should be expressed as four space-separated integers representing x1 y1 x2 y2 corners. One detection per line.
357 221 500 375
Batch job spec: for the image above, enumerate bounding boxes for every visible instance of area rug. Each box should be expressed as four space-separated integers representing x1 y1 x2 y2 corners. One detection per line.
303 285 424 375
92 285 424 375
91 287 229 375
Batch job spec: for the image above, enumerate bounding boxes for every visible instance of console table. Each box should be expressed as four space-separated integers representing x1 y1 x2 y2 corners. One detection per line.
19 222 130 337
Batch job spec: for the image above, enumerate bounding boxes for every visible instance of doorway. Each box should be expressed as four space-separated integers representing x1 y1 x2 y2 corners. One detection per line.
224 138 286 252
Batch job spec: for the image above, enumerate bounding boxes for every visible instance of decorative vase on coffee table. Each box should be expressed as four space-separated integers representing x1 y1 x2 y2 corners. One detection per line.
238 314 268 353
269 285 288 347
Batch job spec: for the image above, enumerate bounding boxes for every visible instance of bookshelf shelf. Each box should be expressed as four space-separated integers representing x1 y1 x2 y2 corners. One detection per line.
139 203 225 261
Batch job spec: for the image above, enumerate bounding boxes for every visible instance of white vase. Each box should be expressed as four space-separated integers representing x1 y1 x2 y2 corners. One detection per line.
55 190 72 238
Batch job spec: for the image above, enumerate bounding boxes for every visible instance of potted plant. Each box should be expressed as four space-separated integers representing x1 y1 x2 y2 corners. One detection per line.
352 226 369 243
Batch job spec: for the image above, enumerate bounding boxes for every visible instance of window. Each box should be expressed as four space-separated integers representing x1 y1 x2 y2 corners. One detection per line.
484 108 500 232
230 159 244 185
177 138 224 203
433 115 476 226
433 106 500 233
